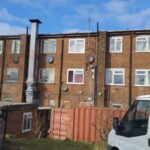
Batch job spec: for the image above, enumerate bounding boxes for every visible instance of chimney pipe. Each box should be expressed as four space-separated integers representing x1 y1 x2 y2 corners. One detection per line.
26 19 41 104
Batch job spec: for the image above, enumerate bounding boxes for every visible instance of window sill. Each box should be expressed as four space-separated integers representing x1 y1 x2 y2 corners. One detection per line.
105 84 125 86
5 81 18 83
67 82 84 85
22 129 31 133
109 51 122 53
40 52 56 54
134 85 150 87
135 51 150 53
38 82 55 84
10 53 20 55
68 52 85 54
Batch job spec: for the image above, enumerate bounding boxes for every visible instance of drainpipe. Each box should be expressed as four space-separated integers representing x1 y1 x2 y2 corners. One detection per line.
0 38 5 100
26 19 41 104
129 31 134 107
93 22 99 106
58 40 64 107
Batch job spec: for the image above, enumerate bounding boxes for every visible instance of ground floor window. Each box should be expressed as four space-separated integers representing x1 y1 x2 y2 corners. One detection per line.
6 68 18 82
105 68 124 85
135 70 150 86
39 68 55 83
67 69 84 84
22 112 32 133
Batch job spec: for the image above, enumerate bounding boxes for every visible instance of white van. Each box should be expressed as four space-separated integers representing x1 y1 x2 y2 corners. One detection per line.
107 95 150 150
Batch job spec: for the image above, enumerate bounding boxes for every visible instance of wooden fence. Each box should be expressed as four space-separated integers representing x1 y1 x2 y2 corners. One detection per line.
48 107 126 143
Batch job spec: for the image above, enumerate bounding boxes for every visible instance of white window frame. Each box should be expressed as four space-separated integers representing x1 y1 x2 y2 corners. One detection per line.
22 112 32 133
136 36 150 52
39 68 55 84
11 40 20 54
68 38 85 53
105 68 125 86
135 69 150 86
0 40 3 54
109 36 122 53
67 69 84 84
41 39 56 53
6 68 18 82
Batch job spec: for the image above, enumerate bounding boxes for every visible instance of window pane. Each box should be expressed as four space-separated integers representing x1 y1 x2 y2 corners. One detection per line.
76 40 84 52
6 68 18 82
69 39 85 53
69 41 75 52
43 40 49 53
23 115 27 130
27 118 31 129
106 70 112 84
49 69 55 83
45 70 50 82
148 71 150 85
116 39 122 51
43 40 56 53
148 37 150 51
49 40 56 53
40 69 55 83
74 73 83 83
110 38 115 52
0 41 3 54
136 38 147 51
136 74 146 85
136 71 146 74
114 74 123 84
11 40 20 54
68 71 73 82
120 101 150 137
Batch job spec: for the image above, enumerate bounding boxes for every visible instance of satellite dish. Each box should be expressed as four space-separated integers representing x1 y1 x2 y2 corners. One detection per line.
47 56 54 63
86 55 95 64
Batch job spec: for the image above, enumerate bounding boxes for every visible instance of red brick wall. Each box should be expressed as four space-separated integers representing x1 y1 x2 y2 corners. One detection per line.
37 35 97 107
0 35 28 103
105 33 150 108
6 105 37 137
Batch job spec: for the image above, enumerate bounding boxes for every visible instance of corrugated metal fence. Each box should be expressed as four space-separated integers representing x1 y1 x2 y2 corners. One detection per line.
49 107 126 143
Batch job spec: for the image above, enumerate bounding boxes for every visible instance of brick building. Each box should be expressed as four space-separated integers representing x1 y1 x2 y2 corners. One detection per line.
37 32 99 107
0 19 150 108
105 30 150 108
0 34 29 103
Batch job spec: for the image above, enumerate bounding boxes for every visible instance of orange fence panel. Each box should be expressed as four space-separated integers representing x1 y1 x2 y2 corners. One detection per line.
49 107 126 143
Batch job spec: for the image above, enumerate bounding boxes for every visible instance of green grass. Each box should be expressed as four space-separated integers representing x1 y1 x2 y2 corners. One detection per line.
3 138 106 150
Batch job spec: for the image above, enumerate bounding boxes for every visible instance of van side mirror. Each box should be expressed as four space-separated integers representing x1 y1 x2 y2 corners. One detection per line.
113 117 119 131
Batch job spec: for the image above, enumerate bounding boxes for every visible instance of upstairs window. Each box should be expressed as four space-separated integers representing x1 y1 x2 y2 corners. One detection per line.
6 68 18 82
11 40 20 54
106 68 125 85
135 70 150 86
22 112 32 133
109 36 122 53
67 69 84 84
0 40 3 54
136 36 150 52
41 39 56 53
39 68 55 83
69 39 85 53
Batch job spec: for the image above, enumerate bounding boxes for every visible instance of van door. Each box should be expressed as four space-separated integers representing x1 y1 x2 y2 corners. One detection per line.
116 100 150 150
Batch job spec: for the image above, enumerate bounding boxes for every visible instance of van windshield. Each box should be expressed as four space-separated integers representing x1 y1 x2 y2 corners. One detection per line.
120 100 150 137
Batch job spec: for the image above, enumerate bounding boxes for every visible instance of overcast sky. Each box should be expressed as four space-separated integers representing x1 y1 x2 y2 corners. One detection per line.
0 0 150 35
